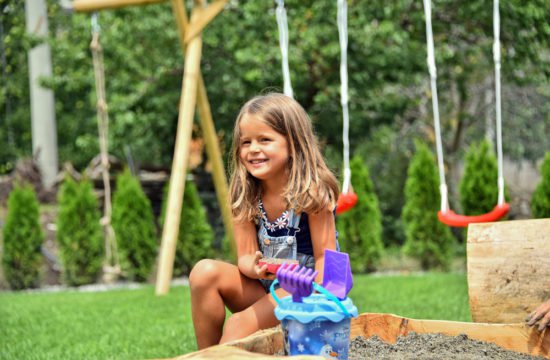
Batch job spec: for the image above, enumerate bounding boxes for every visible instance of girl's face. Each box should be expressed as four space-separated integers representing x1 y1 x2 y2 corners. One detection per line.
238 114 289 183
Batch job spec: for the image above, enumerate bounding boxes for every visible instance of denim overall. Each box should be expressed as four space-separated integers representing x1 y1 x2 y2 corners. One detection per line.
257 209 315 293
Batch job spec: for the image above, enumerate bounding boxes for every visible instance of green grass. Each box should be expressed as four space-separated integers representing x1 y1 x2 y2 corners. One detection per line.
0 273 471 360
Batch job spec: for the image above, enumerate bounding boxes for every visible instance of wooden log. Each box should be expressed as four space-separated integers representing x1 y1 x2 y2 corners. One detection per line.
73 0 166 12
467 218 550 323
155 3 203 296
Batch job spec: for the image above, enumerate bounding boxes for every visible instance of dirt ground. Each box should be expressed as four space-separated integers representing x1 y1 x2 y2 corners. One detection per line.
349 332 546 360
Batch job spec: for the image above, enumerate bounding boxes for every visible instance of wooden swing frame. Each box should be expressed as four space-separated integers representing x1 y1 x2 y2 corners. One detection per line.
74 0 233 295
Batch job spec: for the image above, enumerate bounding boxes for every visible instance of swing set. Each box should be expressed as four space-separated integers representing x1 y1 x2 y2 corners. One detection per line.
275 0 358 215
422 0 510 227
73 0 512 295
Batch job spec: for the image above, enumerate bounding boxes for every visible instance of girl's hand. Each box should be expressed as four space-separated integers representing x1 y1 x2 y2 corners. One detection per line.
525 299 550 331
253 251 276 280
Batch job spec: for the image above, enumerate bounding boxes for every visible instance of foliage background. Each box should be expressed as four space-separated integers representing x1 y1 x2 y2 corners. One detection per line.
1 0 548 247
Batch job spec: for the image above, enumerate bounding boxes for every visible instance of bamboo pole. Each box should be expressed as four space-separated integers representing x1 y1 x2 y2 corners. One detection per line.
73 0 166 12
183 0 226 44
171 0 235 254
155 2 203 296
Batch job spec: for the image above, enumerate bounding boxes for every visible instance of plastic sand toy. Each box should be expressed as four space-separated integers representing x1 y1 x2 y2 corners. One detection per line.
270 249 358 360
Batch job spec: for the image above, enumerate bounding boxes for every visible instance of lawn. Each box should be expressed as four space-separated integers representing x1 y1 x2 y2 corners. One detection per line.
0 272 470 360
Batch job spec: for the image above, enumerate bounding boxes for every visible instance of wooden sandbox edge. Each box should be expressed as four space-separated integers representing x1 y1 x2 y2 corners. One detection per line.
166 312 549 359
352 313 550 358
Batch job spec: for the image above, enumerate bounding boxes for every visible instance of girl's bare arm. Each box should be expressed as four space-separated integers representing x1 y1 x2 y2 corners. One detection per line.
234 219 270 279
308 208 338 284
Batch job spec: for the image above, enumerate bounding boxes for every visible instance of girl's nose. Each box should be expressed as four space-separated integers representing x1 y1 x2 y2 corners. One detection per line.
250 142 260 152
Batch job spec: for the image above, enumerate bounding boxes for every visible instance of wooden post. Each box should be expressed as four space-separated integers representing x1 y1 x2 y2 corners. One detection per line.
171 0 235 256
155 2 203 296
467 218 550 323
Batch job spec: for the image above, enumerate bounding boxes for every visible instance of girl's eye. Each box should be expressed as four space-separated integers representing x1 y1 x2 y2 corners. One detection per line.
241 140 251 145
260 138 271 142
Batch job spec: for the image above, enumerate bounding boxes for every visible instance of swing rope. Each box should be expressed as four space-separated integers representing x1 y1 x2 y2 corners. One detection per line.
90 13 121 278
275 0 293 98
335 0 358 214
422 0 509 227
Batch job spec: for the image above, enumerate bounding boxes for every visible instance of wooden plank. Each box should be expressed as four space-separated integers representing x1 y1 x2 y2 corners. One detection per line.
467 219 550 323
170 344 323 359
168 313 550 359
73 0 166 12
155 3 203 295
351 313 550 358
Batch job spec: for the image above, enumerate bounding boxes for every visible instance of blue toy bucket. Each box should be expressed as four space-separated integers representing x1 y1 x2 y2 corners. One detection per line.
270 281 358 360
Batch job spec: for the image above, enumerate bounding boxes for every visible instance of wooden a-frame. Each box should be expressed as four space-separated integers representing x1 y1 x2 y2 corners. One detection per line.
73 0 234 295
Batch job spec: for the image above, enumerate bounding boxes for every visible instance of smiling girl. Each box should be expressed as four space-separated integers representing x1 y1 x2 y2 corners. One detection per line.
189 93 339 349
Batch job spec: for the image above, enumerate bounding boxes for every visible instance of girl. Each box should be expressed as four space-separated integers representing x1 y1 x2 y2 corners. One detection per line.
189 93 339 349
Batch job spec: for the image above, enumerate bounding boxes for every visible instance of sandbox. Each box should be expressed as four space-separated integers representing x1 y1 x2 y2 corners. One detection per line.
173 313 549 359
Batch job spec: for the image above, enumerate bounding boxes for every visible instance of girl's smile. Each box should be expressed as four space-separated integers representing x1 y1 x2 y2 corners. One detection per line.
239 114 289 183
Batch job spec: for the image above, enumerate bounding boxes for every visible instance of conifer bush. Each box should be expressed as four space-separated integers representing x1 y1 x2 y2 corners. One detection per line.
337 156 384 273
2 184 44 289
531 152 550 218
402 141 455 270
161 176 214 276
57 177 103 286
459 140 500 215
112 170 158 281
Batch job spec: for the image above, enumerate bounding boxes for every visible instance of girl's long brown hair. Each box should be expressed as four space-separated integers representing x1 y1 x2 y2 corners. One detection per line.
229 93 339 221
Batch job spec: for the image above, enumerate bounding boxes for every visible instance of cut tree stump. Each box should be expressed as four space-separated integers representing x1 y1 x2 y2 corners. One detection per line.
467 218 550 323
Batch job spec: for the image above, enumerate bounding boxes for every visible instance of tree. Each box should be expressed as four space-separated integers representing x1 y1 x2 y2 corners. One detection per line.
531 152 550 218
160 175 215 276
2 184 44 289
459 140 500 215
57 177 103 286
112 170 157 281
402 141 455 270
336 156 384 273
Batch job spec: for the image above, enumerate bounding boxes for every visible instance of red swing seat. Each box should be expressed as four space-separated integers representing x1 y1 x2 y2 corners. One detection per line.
336 192 358 215
437 203 510 227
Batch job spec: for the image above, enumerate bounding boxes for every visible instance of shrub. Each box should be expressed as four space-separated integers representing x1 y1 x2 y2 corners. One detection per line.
460 140 500 215
531 152 550 218
337 156 384 273
2 184 44 289
57 177 103 286
161 175 215 276
112 170 158 281
402 141 455 270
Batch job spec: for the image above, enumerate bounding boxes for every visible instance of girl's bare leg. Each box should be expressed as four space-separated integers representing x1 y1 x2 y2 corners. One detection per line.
189 259 267 349
219 287 286 344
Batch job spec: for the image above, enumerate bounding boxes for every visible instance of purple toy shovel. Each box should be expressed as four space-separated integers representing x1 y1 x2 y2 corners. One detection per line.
322 249 353 300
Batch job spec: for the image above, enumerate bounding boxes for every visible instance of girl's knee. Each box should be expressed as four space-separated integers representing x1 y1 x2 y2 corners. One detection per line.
189 259 221 290
222 312 252 340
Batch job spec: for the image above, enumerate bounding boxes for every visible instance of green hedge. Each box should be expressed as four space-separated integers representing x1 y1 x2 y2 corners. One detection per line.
531 152 550 218
57 177 103 286
460 140 500 215
112 170 157 282
2 184 44 289
337 156 384 273
161 176 215 276
402 141 455 270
